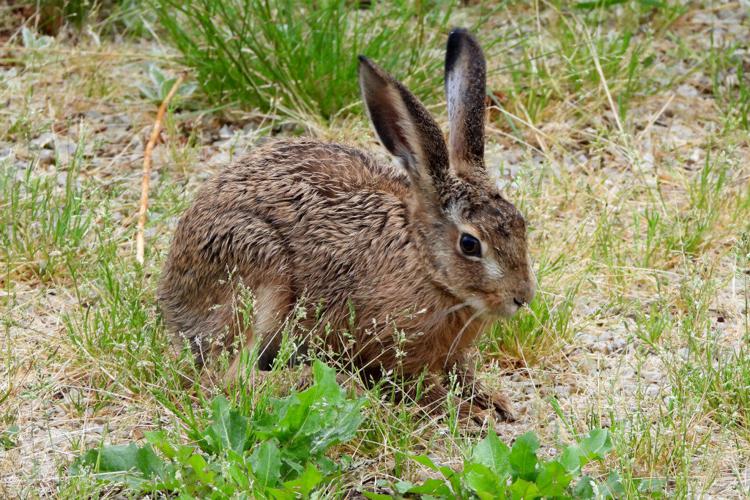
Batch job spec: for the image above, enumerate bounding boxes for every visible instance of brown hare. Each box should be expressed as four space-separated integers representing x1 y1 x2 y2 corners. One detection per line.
158 28 535 422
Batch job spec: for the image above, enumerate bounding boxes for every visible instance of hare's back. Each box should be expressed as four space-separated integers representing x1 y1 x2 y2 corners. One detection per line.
182 139 414 265
223 139 409 198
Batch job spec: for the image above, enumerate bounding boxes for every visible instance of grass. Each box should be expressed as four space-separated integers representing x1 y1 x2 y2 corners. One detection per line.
0 147 91 285
2 0 750 498
153 0 503 123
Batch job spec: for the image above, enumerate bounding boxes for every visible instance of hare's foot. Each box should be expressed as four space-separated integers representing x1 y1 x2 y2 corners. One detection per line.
403 374 498 424
449 363 516 423
464 387 515 422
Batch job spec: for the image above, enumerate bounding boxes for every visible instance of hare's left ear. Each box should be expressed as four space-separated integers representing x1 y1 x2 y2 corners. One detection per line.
445 28 487 176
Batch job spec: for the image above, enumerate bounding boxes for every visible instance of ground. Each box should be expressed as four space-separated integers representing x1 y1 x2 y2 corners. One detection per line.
1 1 749 498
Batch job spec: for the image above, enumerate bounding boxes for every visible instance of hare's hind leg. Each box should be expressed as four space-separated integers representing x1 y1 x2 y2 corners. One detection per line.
224 281 295 383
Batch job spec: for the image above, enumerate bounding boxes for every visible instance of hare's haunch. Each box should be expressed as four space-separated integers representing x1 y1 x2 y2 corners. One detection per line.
158 29 535 422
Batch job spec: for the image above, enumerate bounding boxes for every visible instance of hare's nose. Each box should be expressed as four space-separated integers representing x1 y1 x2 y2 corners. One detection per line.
514 280 535 307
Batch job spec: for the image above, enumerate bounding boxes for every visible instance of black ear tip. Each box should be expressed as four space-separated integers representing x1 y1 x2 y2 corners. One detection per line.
449 27 469 38
446 29 467 73
358 54 368 63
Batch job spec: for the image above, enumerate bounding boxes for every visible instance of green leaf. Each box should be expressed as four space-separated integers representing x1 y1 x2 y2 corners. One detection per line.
205 397 250 454
404 478 454 496
394 480 417 494
471 430 511 480
601 471 626 498
283 463 323 495
572 475 596 499
228 460 252 490
559 444 584 473
509 432 539 481
145 431 176 460
636 477 667 494
535 461 572 497
465 462 505 498
412 454 441 471
77 443 164 478
250 439 282 488
579 429 612 462
254 360 365 464
509 478 540 500
135 445 165 478
186 452 215 484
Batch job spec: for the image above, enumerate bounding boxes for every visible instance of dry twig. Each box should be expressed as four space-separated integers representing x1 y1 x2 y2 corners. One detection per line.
136 75 184 265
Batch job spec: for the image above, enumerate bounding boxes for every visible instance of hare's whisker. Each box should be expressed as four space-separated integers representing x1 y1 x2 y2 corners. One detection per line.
444 307 485 369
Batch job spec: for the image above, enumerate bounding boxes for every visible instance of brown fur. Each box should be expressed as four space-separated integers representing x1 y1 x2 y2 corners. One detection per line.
158 29 534 422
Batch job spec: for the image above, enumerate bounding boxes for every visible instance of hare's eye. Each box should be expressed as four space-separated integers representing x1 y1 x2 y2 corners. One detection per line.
459 233 481 258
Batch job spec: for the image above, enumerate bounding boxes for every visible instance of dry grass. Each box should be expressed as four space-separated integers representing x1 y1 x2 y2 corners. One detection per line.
1 1 749 498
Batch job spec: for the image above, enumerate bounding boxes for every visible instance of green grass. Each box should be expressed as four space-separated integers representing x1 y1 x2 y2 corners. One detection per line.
154 0 466 122
0 148 91 285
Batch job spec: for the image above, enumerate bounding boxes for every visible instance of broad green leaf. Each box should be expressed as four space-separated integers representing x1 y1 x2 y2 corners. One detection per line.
205 397 250 454
405 478 454 496
535 461 572 497
560 444 584 473
135 445 165 478
412 454 440 471
283 463 323 495
636 477 667 494
77 443 164 478
72 443 168 491
465 462 505 498
471 430 511 480
572 475 596 499
186 453 215 484
509 478 540 500
228 460 252 490
266 487 296 500
438 464 462 495
363 494 393 500
601 471 626 498
250 439 282 488
394 480 417 494
77 444 139 473
145 431 177 460
509 432 539 481
579 429 612 461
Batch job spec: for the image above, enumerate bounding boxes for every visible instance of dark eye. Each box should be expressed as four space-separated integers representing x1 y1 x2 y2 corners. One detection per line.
459 233 481 258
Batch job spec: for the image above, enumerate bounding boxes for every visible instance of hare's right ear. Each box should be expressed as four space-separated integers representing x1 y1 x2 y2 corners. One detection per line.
358 56 449 197
445 28 487 176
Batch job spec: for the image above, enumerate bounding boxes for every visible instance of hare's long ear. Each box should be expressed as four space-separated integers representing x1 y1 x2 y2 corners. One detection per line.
359 56 450 197
445 28 486 176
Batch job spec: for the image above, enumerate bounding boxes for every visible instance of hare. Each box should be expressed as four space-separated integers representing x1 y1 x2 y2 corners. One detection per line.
158 28 534 422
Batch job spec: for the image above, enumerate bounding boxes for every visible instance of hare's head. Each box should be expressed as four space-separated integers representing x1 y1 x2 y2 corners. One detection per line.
359 28 534 317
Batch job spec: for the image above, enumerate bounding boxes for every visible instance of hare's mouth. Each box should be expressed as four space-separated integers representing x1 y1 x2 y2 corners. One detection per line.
467 296 521 318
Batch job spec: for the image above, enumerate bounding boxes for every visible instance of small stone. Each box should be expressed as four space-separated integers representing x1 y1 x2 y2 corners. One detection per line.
611 338 627 352
554 385 572 397
0 147 13 162
592 341 609 353
218 124 234 140
676 84 699 98
31 132 55 149
38 149 54 166
576 333 595 346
